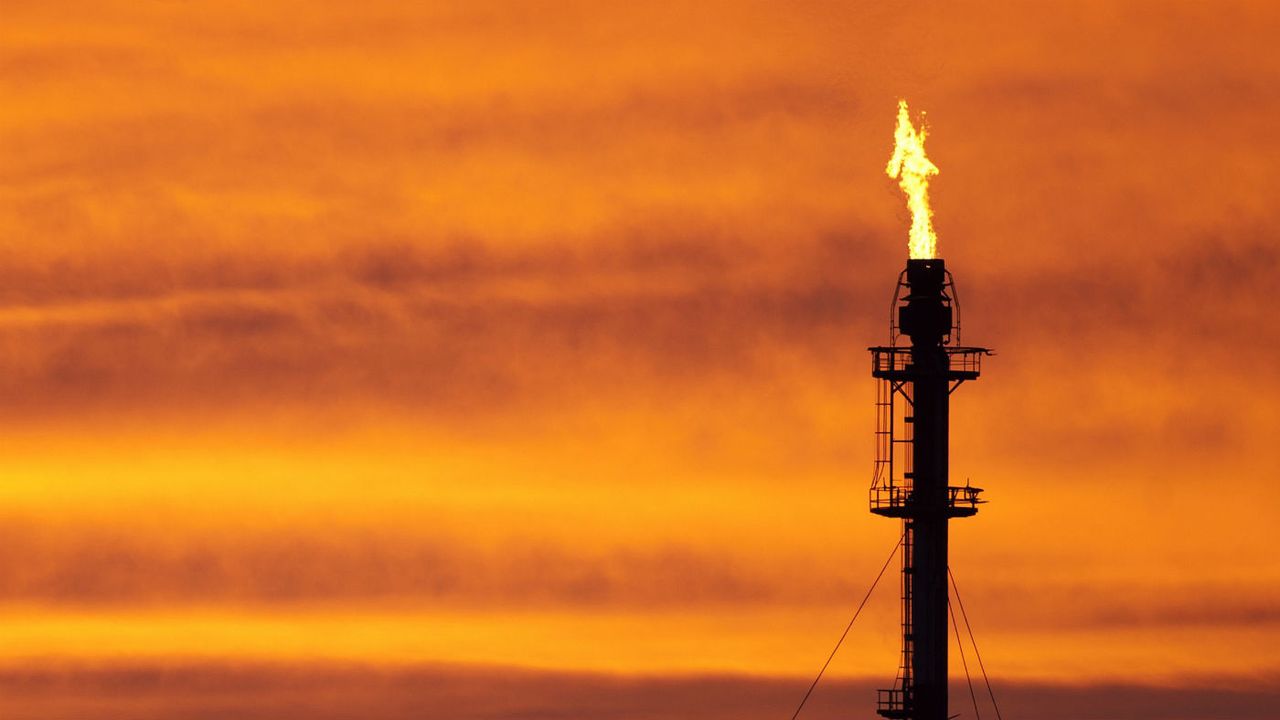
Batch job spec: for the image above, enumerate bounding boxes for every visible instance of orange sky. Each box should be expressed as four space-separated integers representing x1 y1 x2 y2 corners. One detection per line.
2 1 1279 717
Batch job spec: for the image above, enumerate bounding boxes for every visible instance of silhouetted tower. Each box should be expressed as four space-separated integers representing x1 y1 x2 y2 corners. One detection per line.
869 258 989 720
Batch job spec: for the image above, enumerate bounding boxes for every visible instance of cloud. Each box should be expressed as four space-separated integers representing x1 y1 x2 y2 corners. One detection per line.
0 517 870 609
0 514 1273 639
2 0 1279 692
0 661 1275 720
0 233 893 424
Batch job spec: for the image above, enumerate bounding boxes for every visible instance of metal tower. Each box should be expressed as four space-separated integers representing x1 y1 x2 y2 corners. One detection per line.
869 258 989 720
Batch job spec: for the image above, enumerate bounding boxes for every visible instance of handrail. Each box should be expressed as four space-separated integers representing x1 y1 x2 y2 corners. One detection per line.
870 484 985 512
870 346 990 376
876 686 910 711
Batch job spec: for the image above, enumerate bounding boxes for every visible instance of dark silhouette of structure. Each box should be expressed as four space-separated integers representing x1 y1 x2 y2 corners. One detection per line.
869 258 989 720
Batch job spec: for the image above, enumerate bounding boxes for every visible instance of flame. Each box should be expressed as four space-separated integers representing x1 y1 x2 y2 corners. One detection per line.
885 100 939 259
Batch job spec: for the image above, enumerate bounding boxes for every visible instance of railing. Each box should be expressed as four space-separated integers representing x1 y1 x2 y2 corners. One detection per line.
949 485 985 509
870 346 990 378
876 687 909 716
870 485 911 513
870 484 985 514
947 347 986 376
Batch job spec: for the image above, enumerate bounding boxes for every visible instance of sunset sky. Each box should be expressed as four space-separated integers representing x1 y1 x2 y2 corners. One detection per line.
2 1 1279 718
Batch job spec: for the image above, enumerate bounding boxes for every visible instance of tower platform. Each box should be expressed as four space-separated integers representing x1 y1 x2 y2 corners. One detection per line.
869 484 985 518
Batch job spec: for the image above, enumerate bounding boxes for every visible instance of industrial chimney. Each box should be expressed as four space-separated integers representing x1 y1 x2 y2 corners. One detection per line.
869 258 990 720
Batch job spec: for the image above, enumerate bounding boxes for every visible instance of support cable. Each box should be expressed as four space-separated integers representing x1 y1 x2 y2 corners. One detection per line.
948 566 1004 720
789 532 904 720
948 596 981 719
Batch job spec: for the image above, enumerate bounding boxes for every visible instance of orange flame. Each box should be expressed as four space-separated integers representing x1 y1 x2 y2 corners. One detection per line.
885 100 939 259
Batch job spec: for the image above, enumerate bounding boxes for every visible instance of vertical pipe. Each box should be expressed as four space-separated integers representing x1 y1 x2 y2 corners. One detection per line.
910 343 949 720
900 259 951 720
